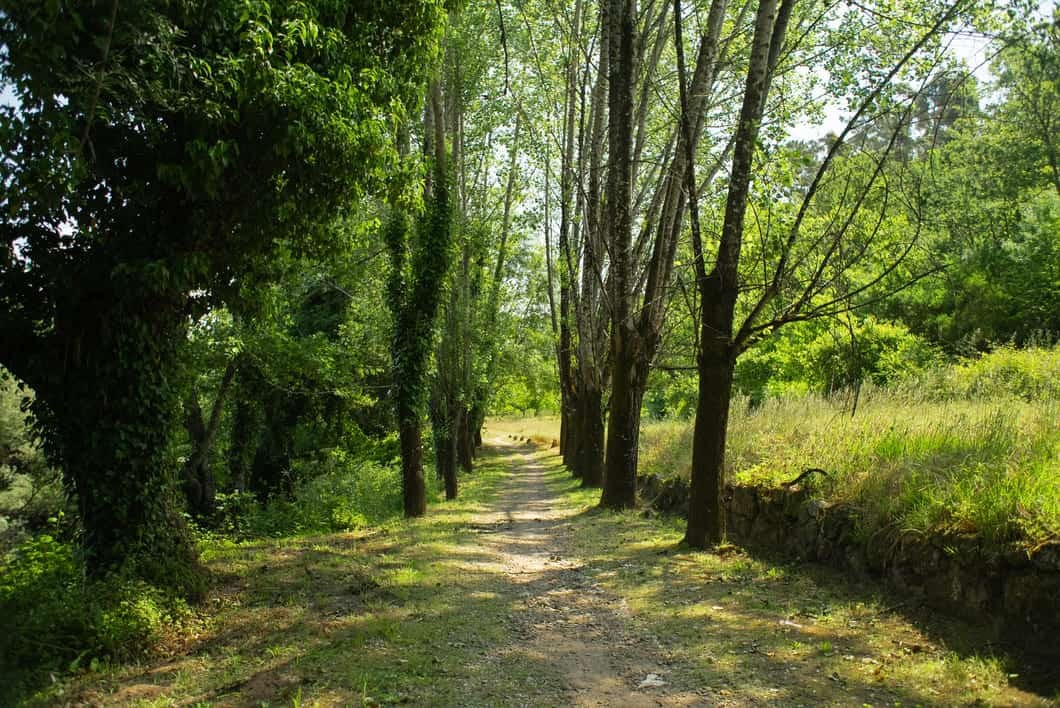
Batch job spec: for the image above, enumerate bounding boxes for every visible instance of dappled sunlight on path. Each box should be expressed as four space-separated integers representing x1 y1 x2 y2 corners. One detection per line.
469 437 707 705
53 438 1053 707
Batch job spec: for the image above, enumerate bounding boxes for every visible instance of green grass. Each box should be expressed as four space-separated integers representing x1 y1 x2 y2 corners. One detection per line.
26 455 548 706
26 443 1056 706
638 390 1058 546
534 449 1052 706
494 347 1060 547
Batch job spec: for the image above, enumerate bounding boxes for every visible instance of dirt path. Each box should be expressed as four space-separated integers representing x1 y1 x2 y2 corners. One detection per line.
55 437 1051 706
470 437 705 706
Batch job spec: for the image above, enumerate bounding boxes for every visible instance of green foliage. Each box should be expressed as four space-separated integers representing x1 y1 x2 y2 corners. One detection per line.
643 374 698 420
211 449 421 538
0 0 444 588
871 22 1059 349
0 534 190 703
910 344 1060 401
0 371 62 551
733 317 941 398
387 167 456 423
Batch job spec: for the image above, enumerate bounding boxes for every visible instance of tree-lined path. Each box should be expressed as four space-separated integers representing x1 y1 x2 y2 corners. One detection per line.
56 439 1049 707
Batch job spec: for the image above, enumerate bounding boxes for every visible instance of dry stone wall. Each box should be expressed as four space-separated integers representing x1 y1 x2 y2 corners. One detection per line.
638 473 1060 638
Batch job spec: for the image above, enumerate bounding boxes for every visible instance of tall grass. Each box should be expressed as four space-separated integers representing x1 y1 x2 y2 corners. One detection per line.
494 346 1060 547
638 348 1060 546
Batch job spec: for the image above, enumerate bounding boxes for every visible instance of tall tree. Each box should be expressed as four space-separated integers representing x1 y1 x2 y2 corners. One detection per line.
684 0 968 546
600 0 734 507
0 0 443 591
386 76 454 517
598 0 639 507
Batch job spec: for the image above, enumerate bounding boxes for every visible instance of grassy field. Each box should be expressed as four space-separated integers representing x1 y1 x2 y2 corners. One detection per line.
489 347 1060 547
25 457 529 706
538 448 1056 705
32 442 1056 706
484 415 561 446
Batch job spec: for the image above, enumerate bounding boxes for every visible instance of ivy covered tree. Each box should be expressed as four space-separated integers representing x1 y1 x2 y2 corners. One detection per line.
386 74 454 517
0 0 443 594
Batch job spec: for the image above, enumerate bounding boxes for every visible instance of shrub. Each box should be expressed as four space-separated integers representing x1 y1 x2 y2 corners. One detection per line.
211 449 414 538
734 317 941 398
942 344 1060 401
0 534 188 702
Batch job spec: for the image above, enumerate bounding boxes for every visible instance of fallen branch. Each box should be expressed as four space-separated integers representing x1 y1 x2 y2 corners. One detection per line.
782 467 829 488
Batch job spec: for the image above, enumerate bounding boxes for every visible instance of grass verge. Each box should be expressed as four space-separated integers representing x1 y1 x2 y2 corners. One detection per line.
25 456 541 706
533 446 1057 705
490 346 1060 546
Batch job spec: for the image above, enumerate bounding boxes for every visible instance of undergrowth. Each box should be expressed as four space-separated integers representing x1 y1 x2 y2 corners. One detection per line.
2 449 438 703
0 533 192 703
209 451 436 539
646 346 1060 546
496 346 1060 547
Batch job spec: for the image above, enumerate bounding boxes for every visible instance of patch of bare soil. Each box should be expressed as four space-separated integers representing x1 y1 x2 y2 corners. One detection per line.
473 438 707 706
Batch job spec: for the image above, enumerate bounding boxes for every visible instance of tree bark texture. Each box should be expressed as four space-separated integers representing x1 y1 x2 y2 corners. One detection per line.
576 386 605 487
599 0 637 509
399 414 427 515
686 0 786 547
34 290 206 597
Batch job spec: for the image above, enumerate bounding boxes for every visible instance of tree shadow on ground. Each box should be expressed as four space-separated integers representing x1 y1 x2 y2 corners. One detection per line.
530 446 1057 704
37 441 1058 706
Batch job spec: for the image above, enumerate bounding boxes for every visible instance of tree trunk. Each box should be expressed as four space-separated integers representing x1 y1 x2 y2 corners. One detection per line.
399 413 427 516
227 376 260 493
600 331 645 508
40 294 205 597
685 310 735 547
388 77 451 518
430 396 459 501
578 386 605 487
456 406 473 474
686 0 785 546
181 358 238 518
599 0 637 507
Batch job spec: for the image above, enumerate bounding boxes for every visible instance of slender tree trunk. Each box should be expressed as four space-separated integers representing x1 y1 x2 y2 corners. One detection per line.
468 404 485 451
685 299 736 546
600 342 646 507
181 358 238 518
685 0 787 546
227 389 258 493
578 385 605 487
555 0 584 472
399 412 427 515
431 396 459 500
559 402 568 453
456 406 473 473
569 0 611 486
389 76 452 517
599 0 637 508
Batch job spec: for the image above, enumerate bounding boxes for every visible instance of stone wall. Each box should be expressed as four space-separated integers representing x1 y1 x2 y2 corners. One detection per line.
638 473 1060 638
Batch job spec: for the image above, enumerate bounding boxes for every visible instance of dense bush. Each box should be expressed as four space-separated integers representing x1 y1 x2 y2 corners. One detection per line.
733 317 941 399
913 344 1060 401
211 448 422 538
0 534 190 702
